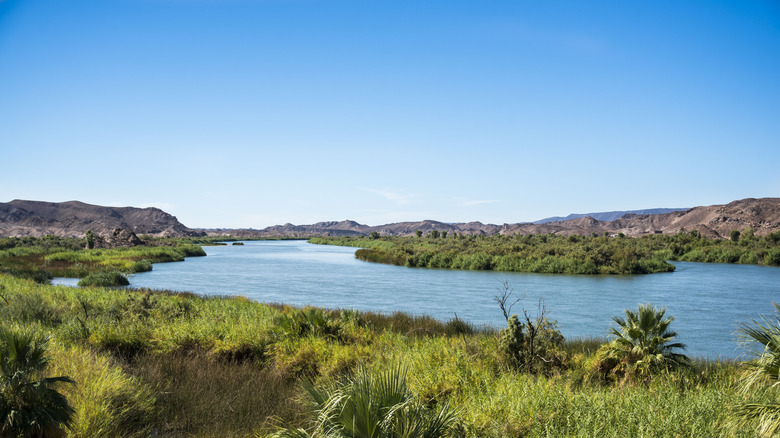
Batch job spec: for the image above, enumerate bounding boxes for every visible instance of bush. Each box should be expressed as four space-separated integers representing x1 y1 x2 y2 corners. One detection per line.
766 249 780 266
499 314 565 375
78 270 130 287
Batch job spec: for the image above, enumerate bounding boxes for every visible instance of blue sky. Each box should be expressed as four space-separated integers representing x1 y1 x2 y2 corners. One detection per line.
1 0 778 228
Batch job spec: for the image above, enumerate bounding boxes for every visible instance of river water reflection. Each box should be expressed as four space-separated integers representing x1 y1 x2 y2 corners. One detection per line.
125 240 780 359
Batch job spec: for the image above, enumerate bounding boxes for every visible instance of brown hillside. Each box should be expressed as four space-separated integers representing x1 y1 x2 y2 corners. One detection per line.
4 198 778 240
233 198 780 239
0 200 204 238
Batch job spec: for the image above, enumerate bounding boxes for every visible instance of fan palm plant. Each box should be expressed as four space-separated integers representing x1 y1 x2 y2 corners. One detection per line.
271 365 459 438
599 304 689 379
729 303 780 437
0 327 75 437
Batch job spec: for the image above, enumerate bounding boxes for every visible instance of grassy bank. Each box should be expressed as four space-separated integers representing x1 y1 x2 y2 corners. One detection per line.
0 274 775 437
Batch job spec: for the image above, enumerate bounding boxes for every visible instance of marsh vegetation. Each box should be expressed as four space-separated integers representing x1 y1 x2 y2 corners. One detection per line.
0 235 206 286
311 228 780 274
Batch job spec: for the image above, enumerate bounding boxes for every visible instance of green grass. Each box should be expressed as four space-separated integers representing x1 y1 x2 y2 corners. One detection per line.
0 273 775 437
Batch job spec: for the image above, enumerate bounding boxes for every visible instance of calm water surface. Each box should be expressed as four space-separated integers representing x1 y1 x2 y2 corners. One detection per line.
125 240 780 359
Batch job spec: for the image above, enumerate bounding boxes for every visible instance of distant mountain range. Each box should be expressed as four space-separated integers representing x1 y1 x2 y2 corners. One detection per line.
2 198 779 240
533 208 688 224
203 198 780 239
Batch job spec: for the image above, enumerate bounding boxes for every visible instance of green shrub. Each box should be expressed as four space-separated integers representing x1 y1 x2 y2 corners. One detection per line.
499 315 526 368
766 248 780 266
78 271 130 287
499 313 565 375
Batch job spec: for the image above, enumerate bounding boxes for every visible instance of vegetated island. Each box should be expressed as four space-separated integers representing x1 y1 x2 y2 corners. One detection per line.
310 228 780 275
0 233 212 286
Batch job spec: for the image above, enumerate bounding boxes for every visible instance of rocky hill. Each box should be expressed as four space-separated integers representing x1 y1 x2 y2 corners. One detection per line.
0 200 204 238
204 198 780 239
500 198 780 238
3 198 778 240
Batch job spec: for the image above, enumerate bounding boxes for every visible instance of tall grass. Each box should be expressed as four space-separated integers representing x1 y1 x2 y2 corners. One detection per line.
47 342 156 437
129 352 306 437
0 274 769 437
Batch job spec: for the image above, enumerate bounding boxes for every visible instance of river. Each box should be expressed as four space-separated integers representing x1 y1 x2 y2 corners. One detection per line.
107 240 780 359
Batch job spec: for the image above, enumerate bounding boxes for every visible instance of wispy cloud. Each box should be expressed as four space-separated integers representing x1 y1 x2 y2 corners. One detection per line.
363 188 423 206
454 197 500 207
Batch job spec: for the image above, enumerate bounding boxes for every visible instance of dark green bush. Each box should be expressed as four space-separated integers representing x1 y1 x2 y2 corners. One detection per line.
78 271 130 287
499 314 565 375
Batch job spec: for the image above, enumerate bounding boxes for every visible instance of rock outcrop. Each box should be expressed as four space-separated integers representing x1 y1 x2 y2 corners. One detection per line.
91 228 145 249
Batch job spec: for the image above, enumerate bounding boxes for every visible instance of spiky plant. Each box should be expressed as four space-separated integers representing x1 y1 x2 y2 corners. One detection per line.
599 304 689 380
271 365 459 438
0 327 75 437
729 303 780 437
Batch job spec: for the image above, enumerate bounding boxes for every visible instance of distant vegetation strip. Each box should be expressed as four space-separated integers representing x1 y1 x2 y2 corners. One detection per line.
310 234 674 274
310 228 780 274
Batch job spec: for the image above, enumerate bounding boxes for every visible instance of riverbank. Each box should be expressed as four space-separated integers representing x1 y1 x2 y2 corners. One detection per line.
0 273 774 436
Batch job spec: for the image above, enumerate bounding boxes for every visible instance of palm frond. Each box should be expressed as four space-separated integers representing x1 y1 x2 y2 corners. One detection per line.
729 402 780 437
275 364 459 438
